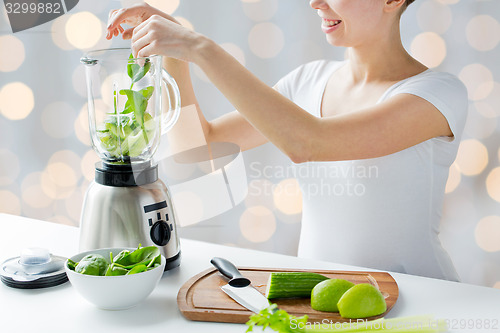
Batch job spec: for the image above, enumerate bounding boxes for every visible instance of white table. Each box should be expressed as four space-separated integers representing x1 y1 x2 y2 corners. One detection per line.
1 213 499 333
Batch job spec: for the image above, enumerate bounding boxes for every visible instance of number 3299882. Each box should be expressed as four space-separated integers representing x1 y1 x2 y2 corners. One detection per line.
5 2 62 14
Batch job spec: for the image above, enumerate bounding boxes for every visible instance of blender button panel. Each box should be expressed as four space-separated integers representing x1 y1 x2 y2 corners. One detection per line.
148 218 153 226
165 213 169 221
157 212 161 220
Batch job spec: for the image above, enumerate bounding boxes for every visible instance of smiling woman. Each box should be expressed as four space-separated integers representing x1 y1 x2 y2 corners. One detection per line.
103 0 470 281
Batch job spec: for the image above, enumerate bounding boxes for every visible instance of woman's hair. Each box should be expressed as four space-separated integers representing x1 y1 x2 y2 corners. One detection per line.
406 0 415 7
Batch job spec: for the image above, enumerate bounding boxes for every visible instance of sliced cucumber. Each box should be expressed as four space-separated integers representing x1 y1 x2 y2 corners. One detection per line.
266 272 329 299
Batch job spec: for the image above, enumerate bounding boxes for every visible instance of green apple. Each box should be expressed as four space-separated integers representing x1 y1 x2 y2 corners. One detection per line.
337 283 387 319
310 279 355 312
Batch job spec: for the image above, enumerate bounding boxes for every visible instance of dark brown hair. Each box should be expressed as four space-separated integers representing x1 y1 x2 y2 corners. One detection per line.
406 0 415 7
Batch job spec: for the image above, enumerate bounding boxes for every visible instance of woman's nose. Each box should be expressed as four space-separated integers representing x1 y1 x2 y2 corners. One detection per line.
309 0 329 10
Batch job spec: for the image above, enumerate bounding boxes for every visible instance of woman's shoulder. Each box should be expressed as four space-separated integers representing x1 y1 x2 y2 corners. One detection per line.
396 69 467 98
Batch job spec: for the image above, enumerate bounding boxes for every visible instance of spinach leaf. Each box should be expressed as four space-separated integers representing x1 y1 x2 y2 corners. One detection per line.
127 53 151 88
126 264 148 275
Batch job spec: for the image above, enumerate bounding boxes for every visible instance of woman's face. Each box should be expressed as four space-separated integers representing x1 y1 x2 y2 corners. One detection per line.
309 0 395 48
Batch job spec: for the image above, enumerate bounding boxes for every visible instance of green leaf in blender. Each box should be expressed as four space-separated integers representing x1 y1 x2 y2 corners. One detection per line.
127 53 151 88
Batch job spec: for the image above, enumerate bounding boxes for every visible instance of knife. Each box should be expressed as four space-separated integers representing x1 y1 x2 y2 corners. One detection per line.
210 257 270 313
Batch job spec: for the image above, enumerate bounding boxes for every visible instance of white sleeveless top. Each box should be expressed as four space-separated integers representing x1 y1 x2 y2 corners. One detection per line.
275 60 468 281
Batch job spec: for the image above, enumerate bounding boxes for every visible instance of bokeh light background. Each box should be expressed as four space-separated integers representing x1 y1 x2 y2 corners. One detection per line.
1 0 499 288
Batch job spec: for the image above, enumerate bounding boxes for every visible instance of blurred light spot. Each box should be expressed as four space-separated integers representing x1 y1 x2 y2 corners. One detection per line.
51 15 74 50
466 15 500 52
464 110 497 140
221 43 246 66
48 150 83 182
273 178 302 215
486 167 500 203
65 12 102 50
46 162 78 188
445 163 461 194
410 32 446 68
0 35 25 72
21 172 53 209
459 64 494 101
248 22 284 59
245 179 275 210
0 191 21 215
22 184 53 209
474 101 498 119
240 205 276 242
81 150 99 181
0 149 20 186
75 105 91 146
175 16 194 31
416 1 452 34
455 139 488 176
243 0 278 21
41 102 77 139
145 0 179 14
494 282 500 290
72 65 87 98
0 82 34 120
475 216 500 252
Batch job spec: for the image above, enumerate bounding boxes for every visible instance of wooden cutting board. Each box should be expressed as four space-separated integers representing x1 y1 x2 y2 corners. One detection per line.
177 267 399 324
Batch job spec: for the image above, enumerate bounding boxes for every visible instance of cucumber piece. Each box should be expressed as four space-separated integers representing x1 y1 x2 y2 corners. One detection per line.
266 272 329 299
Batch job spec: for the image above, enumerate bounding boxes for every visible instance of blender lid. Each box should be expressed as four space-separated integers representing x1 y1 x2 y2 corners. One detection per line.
0 251 68 289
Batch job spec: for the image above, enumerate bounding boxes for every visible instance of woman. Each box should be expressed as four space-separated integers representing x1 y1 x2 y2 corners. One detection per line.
107 0 467 281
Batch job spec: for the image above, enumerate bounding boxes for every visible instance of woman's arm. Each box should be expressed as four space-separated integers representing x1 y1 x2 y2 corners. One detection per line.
193 39 452 163
107 4 268 151
127 12 453 163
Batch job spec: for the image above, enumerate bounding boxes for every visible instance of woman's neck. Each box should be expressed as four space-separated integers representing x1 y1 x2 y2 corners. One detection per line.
345 25 426 85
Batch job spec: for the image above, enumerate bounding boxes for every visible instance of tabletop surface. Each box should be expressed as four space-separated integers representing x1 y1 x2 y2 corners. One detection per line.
1 213 500 333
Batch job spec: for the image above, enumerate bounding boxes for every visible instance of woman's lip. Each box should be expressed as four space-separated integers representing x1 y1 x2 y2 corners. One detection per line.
321 21 342 33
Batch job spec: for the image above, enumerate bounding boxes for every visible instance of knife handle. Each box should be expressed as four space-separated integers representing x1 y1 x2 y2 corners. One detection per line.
210 257 251 287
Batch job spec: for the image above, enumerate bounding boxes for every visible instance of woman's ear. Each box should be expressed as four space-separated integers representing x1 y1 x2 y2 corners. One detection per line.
384 0 406 13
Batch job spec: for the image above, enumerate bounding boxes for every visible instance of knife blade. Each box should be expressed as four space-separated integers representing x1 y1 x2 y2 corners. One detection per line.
210 257 270 313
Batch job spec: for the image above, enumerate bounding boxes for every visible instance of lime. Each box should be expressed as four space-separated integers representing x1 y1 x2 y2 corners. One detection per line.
310 279 355 312
337 283 387 319
75 254 109 276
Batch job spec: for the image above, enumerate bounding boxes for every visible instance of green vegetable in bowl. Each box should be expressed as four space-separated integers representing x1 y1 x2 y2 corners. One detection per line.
67 245 162 276
74 254 109 276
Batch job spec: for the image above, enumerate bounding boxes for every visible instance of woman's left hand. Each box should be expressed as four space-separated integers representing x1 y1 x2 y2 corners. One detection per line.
131 15 202 62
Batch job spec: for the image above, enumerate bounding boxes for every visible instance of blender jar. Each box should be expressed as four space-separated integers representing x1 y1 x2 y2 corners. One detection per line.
81 48 180 164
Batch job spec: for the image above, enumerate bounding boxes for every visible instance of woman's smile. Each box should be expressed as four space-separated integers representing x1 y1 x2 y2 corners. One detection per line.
321 18 342 33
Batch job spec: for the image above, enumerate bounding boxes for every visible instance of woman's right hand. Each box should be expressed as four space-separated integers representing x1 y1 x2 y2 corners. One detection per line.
106 2 180 40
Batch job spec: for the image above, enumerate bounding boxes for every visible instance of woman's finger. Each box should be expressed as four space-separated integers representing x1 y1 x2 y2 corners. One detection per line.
131 29 151 58
108 5 149 31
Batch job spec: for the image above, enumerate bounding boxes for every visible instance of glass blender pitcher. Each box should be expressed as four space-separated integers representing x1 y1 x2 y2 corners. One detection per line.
79 48 182 270
81 48 180 163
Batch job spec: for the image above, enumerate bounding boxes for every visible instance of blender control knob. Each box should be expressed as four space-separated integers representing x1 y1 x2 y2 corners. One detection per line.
150 220 171 246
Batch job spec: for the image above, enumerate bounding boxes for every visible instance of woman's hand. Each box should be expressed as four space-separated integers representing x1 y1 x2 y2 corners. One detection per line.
106 2 203 62
130 15 203 62
106 2 177 40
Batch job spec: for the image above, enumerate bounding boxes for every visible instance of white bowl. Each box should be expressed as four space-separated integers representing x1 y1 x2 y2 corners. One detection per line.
65 247 165 310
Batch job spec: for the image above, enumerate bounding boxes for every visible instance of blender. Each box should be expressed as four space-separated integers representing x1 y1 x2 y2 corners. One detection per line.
79 48 182 270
